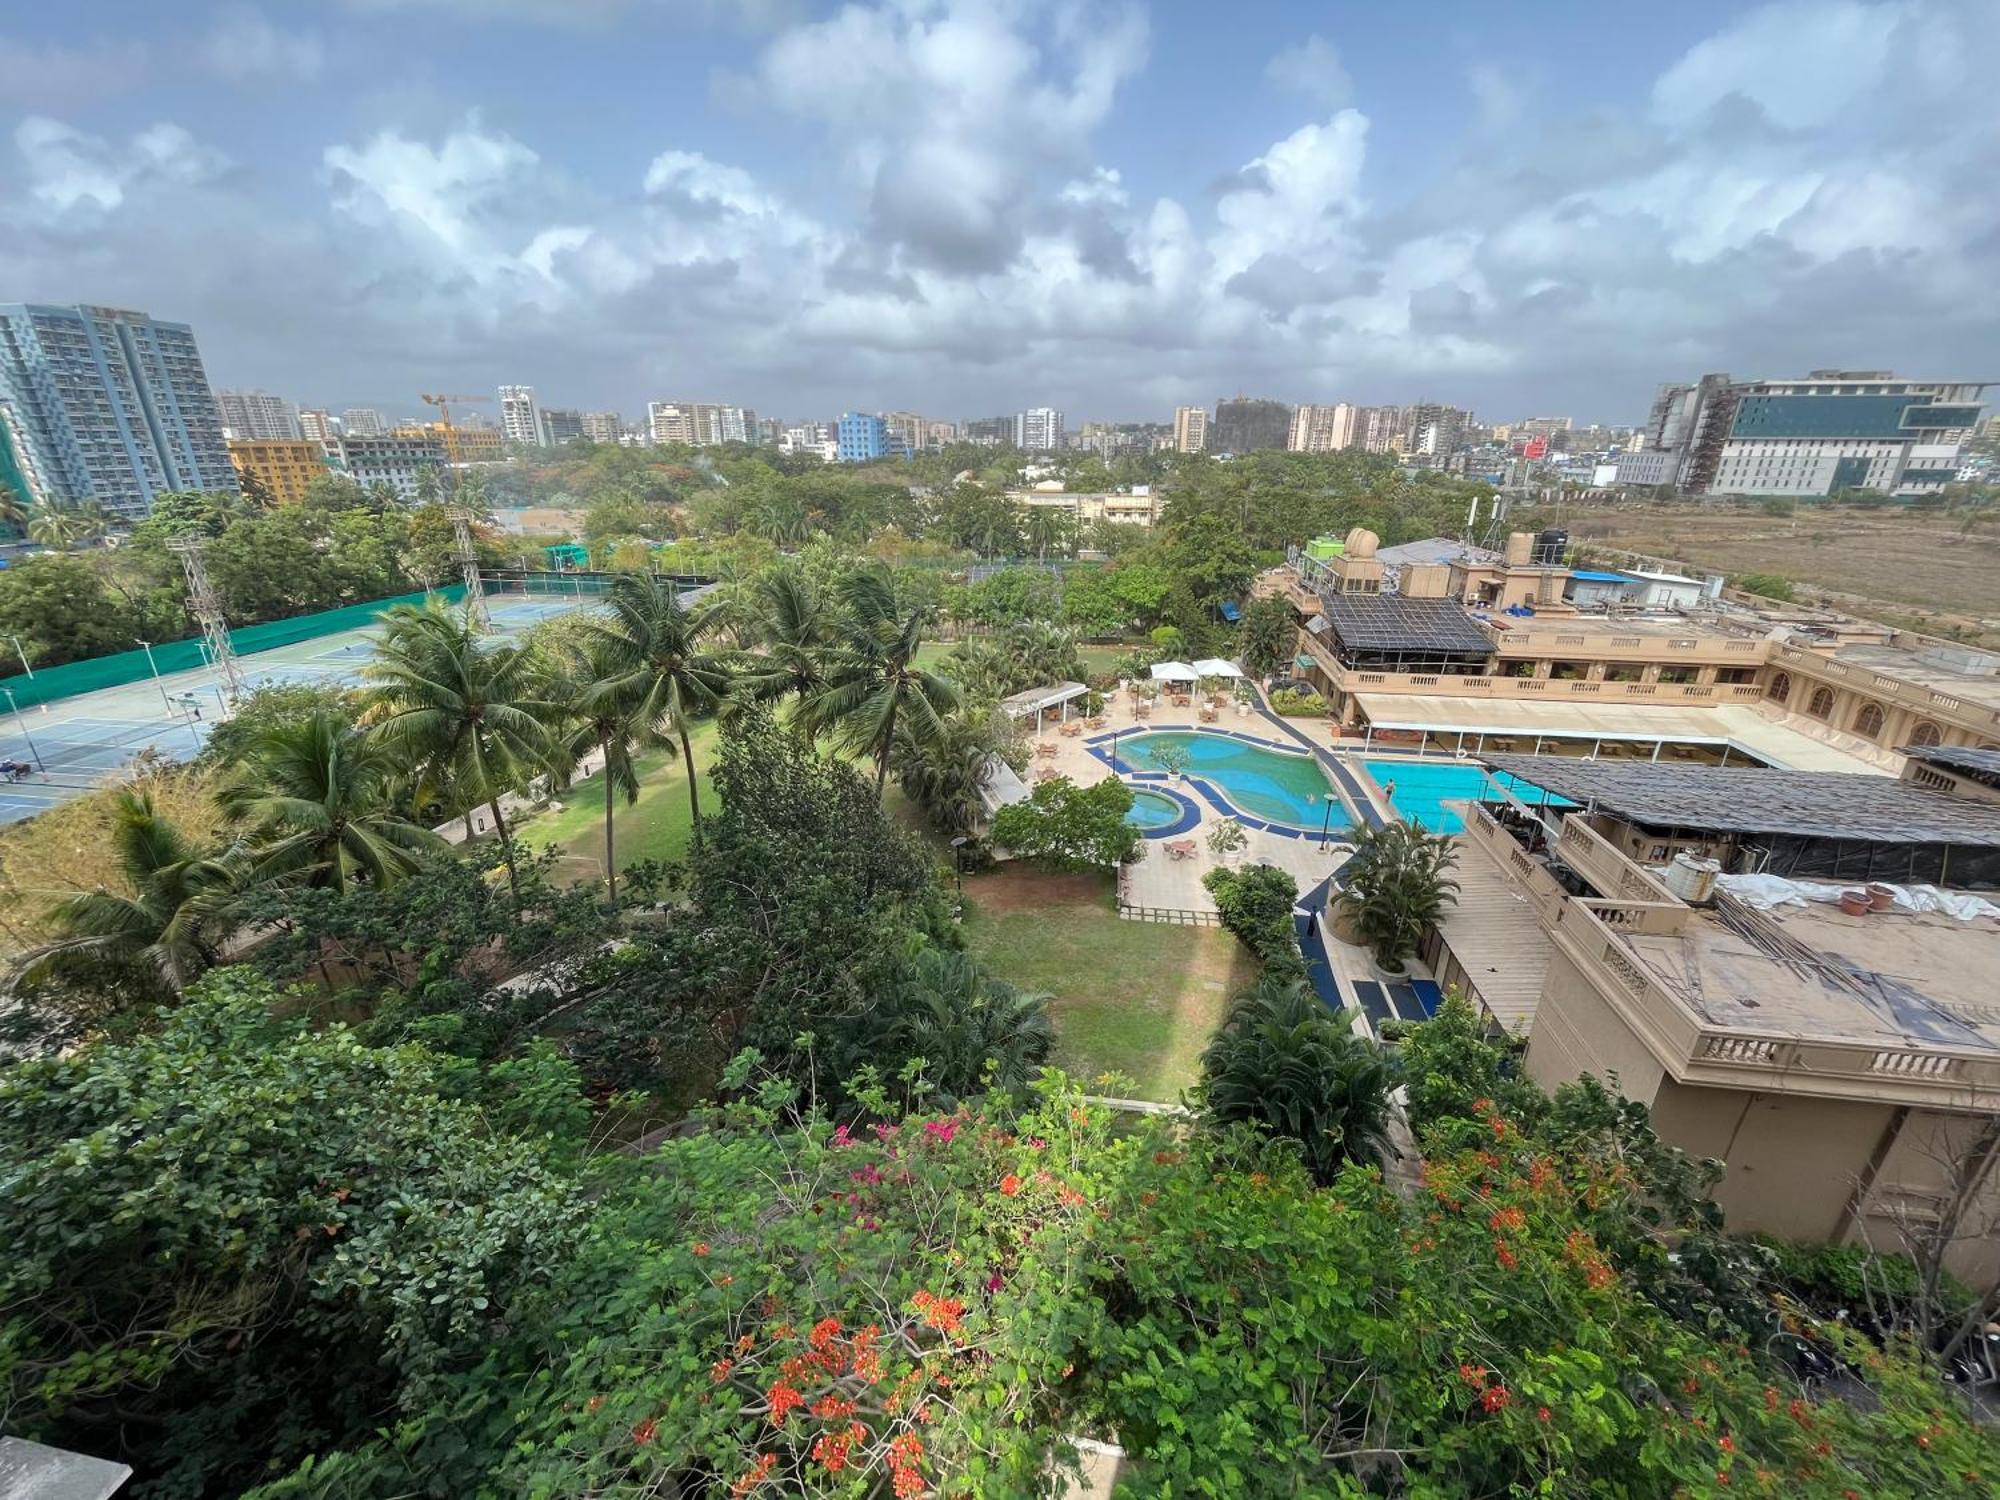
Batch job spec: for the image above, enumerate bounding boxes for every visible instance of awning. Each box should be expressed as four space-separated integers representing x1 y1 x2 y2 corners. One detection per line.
1349 695 1889 774
1294 654 1314 671
997 681 1088 718
976 753 1030 815
1190 658 1243 678
1149 661 1199 682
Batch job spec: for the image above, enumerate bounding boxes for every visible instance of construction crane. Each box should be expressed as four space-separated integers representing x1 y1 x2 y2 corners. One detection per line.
420 392 491 466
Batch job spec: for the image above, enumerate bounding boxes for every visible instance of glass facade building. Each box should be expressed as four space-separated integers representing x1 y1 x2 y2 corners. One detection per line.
0 303 238 519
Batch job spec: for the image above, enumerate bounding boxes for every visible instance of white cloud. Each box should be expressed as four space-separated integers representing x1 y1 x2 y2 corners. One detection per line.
1652 0 1907 129
16 116 227 213
324 119 542 266
198 5 326 84
1265 35 1353 111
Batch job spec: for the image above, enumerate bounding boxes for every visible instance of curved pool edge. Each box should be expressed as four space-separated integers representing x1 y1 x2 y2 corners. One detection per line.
1123 782 1201 839
1087 724 1355 841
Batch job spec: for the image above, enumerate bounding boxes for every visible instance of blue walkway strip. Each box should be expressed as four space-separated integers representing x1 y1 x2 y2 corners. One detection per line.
1294 910 1350 1019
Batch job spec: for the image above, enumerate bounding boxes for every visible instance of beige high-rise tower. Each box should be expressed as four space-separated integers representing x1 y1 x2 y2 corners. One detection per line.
1172 405 1208 453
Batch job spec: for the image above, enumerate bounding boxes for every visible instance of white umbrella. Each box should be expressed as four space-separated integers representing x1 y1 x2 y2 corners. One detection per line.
1149 660 1199 682
1191 658 1243 678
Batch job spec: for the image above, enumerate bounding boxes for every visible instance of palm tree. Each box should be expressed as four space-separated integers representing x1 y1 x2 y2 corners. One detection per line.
874 945 1055 1101
1341 820 1461 970
546 639 646 905
804 569 958 798
1199 975 1398 1184
218 712 444 892
25 500 103 550
365 601 557 901
10 788 237 997
734 567 834 722
890 708 1007 838
1023 505 1065 562
585 573 734 832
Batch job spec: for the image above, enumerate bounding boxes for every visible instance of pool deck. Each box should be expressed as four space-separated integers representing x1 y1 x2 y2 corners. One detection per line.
1020 691 1356 916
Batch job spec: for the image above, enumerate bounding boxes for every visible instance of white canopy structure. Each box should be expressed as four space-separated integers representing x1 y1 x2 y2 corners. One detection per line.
1191 658 1243 678
1149 661 1199 682
998 681 1089 721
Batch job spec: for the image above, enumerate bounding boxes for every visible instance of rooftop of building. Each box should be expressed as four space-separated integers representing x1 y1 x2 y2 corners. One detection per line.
1820 642 2000 712
1626 897 2000 1056
1905 745 2000 786
1317 593 1496 656
1375 536 1497 569
1488 611 1766 643
1478 754 2000 847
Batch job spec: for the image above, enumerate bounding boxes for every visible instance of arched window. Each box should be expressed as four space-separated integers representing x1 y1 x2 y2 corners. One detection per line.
1852 701 1885 739
1768 671 1792 704
1806 686 1835 721
1909 720 1943 748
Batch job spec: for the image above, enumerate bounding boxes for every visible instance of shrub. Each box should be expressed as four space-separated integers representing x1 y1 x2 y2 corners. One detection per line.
1269 686 1327 716
1203 863 1305 981
990 776 1138 871
1734 571 1795 602
1342 819 1459 969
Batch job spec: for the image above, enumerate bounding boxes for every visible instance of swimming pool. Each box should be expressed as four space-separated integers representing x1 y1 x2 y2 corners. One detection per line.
1126 787 1190 830
1112 731 1346 830
1359 758 1569 834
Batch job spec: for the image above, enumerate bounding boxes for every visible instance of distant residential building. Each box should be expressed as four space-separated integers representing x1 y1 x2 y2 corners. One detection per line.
340 407 386 437
962 415 1014 446
924 419 959 448
432 422 504 464
0 399 49 509
1407 403 1471 462
1172 405 1208 453
0 302 238 518
228 437 327 505
757 416 784 446
1353 405 1406 453
1013 486 1164 527
1211 396 1291 454
1517 416 1573 437
498 385 544 447
837 411 893 463
540 407 584 445
298 408 337 444
648 401 696 446
1015 407 1065 452
884 411 925 454
216 388 302 441
1288 403 1357 452
1616 371 1989 497
333 430 446 501
581 410 623 444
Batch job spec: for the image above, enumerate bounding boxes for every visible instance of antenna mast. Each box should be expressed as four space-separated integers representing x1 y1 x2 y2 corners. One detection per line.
167 534 242 697
446 506 489 627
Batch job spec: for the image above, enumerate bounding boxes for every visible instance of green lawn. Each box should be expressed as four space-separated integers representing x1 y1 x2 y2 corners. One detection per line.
1077 642 1134 677
521 720 720 881
961 868 1256 1103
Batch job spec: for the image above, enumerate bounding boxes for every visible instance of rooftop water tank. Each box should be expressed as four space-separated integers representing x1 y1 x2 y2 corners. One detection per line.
1533 528 1569 565
1662 851 1719 904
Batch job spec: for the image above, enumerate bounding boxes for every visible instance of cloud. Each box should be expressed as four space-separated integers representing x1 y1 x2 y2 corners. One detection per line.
197 5 325 84
1265 35 1352 111
1652 0 1906 129
3 0 1997 423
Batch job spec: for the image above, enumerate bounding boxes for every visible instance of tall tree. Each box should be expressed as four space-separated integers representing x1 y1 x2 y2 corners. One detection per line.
218 710 444 892
24 500 104 551
735 566 834 721
586 573 734 831
547 638 647 905
365 601 556 901
805 568 958 797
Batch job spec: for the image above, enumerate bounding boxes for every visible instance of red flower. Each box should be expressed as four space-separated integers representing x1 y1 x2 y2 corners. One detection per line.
692 1242 710 1257
999 1174 1023 1197
1480 1385 1511 1412
808 1317 842 1352
711 1358 734 1383
632 1417 658 1445
1719 1434 1735 1453
767 1380 805 1426
731 1454 777 1496
1537 1406 1552 1423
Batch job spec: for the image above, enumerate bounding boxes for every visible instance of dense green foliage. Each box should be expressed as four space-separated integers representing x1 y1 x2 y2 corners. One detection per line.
1342 819 1461 969
1202 862 1306 982
990 775 1138 871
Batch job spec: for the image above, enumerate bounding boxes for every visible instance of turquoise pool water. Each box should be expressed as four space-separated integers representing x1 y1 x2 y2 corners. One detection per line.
1360 758 1569 834
1125 787 1187 830
1112 731 1345 830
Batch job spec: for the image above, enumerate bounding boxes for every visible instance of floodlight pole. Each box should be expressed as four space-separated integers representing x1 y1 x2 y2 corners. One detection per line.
446 507 489 627
2 685 42 771
135 638 173 710
166 535 243 698
9 635 32 678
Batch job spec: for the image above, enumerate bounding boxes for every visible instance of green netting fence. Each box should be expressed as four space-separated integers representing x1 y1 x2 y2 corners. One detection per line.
0 585 471 712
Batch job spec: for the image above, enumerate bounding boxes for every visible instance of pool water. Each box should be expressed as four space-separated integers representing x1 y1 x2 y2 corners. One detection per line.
1125 787 1188 830
1113 731 1345 830
1360 758 1569 834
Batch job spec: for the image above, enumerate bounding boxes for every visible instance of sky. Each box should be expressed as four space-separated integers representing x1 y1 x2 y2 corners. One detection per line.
2 0 1996 428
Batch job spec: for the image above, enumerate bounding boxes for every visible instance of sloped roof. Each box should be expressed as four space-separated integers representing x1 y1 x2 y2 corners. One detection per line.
1321 594 1496 656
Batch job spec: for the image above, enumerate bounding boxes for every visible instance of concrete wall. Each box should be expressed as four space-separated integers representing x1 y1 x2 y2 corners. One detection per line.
1522 948 1669 1104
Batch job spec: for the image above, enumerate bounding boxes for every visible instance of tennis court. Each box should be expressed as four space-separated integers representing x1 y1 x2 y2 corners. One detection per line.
0 588 607 827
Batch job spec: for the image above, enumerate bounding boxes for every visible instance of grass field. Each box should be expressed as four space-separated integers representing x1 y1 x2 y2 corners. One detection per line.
1569 502 2000 644
520 720 722 880
961 867 1256 1103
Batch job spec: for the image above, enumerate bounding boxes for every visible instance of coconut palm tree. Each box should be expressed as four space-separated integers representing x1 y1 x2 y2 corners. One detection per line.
890 707 1009 838
10 788 238 997
804 568 958 798
218 711 445 892
25 500 104 551
365 601 557 901
1342 819 1461 970
585 573 734 832
1023 505 1066 562
545 638 647 905
1199 974 1398 1184
734 567 834 721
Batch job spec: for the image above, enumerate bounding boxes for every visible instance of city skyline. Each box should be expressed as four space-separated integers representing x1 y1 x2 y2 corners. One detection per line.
3 2 1996 425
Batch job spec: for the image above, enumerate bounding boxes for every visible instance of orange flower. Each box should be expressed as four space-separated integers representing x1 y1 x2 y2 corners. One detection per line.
808 1317 843 1352
730 1454 777 1496
767 1380 805 1426
999 1174 1023 1197
692 1242 710 1256
711 1358 734 1383
632 1417 658 1445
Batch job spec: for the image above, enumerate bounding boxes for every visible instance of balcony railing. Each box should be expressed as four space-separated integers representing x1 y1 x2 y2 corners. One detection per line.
1774 646 2000 733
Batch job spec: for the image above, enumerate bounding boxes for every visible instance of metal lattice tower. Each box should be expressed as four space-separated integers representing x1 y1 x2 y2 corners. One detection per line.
167 534 242 697
446 506 489 627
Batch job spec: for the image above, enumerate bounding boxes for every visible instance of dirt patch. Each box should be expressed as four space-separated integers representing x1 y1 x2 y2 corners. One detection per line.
965 866 1107 915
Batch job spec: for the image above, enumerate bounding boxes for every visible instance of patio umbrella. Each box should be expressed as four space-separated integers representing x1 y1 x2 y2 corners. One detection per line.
1149 661 1199 682
1190 658 1243 678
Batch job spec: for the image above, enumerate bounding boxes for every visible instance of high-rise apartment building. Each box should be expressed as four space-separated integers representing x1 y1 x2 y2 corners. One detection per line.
1015 407 1065 452
837 412 892 463
1353 405 1407 453
0 399 49 510
1211 396 1292 454
341 408 386 437
1615 370 1989 497
581 410 623 444
648 401 695 446
962 415 1013 446
227 438 327 505
757 416 785 446
298 408 336 444
1407 402 1471 461
1172 405 1208 453
924 420 958 449
0 303 238 519
333 430 446 501
216 388 302 441
1287 403 1357 452
539 407 584 445
498 385 545 447
883 411 924 455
